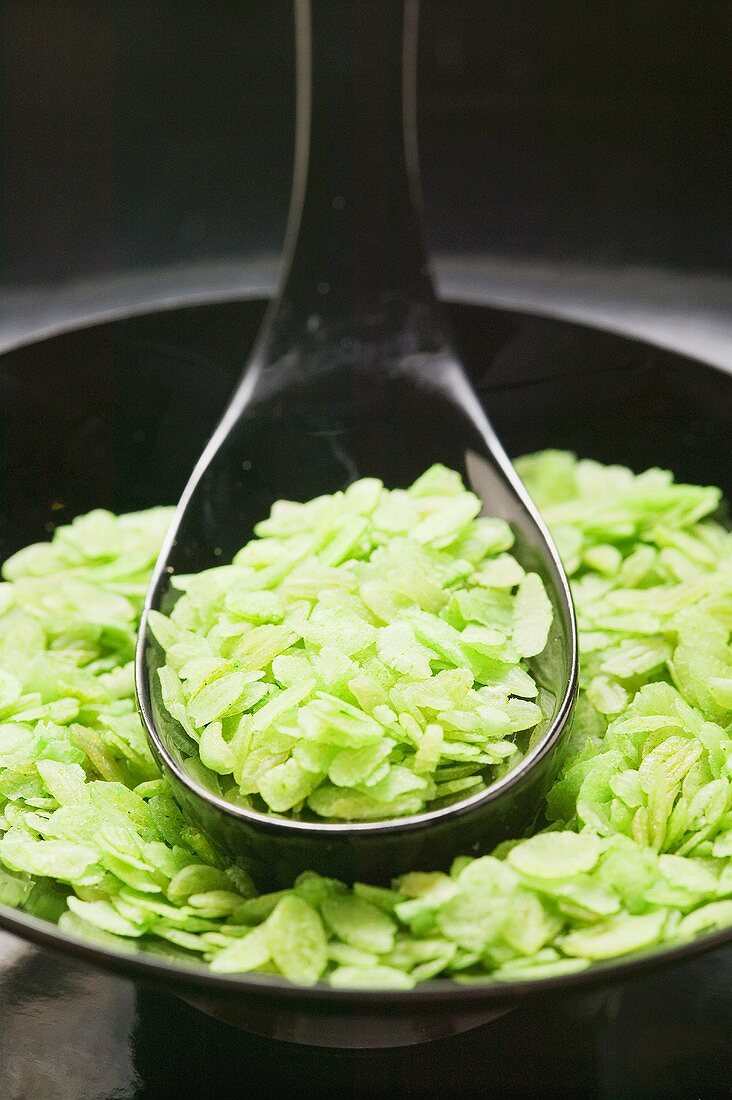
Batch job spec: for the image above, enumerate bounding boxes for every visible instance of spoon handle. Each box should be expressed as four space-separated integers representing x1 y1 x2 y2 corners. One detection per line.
265 0 447 363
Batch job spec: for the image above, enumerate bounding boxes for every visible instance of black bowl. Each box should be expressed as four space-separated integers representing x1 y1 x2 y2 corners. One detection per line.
0 295 730 1047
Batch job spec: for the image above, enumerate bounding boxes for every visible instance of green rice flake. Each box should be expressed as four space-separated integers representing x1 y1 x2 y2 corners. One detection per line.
0 829 100 883
507 831 602 879
512 573 553 659
207 924 272 974
321 894 396 954
0 453 728 989
328 964 415 990
263 894 328 985
148 468 553 820
560 910 667 960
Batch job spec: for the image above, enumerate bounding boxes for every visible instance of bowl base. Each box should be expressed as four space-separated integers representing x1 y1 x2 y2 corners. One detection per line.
176 992 515 1047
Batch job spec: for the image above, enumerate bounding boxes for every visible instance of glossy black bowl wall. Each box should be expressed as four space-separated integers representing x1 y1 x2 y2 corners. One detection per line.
2 299 730 562
0 297 730 1045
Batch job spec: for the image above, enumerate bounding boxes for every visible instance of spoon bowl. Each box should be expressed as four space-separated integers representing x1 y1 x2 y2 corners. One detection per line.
135 0 578 886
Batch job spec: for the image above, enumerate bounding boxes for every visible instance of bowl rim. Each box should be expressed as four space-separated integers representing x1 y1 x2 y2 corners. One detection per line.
0 899 729 1007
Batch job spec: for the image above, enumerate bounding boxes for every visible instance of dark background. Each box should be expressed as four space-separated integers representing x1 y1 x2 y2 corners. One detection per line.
1 0 729 289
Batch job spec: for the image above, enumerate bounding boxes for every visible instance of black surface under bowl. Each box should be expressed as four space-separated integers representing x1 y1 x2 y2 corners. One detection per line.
0 296 729 1047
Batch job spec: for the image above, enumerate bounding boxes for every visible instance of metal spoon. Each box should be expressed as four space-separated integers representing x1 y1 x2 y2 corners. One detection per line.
135 0 578 888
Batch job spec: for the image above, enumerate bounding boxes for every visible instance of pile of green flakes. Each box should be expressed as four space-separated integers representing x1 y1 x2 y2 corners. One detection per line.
0 451 729 989
150 464 553 819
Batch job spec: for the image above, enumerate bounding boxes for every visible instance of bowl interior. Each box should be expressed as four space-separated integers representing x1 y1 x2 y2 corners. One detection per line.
2 299 730 563
0 296 730 1010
